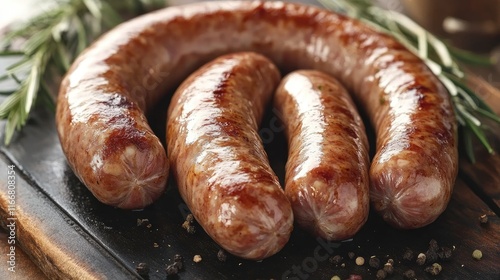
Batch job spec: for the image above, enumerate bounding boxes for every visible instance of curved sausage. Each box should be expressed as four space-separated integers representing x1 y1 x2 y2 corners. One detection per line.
56 1 457 227
167 52 292 260
274 70 370 240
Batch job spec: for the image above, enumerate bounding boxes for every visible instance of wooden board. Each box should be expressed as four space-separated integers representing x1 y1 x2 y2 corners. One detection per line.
1 1 500 279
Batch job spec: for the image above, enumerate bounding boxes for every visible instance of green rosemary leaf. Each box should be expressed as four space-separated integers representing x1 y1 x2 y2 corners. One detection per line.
444 73 497 113
438 73 458 97
6 56 31 74
100 1 124 27
38 80 56 112
462 111 494 154
463 128 476 164
82 0 102 22
73 16 88 54
475 106 500 123
0 51 25 56
0 74 10 82
449 45 494 66
0 93 22 118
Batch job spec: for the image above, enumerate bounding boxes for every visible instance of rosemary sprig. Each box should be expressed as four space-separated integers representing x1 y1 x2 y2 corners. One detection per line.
0 0 166 145
320 0 500 162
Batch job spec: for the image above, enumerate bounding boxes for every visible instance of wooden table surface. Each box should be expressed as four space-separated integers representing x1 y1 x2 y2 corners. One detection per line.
1 1 499 279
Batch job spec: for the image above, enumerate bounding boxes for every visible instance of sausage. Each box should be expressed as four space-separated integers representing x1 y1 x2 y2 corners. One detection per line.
166 52 292 260
56 1 457 227
274 70 370 240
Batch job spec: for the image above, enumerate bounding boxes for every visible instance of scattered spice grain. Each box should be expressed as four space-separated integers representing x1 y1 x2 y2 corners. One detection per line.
193 254 203 263
472 250 483 260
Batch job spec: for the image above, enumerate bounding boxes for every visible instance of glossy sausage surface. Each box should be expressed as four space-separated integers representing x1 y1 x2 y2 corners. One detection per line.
167 52 292 260
57 1 457 226
274 70 370 240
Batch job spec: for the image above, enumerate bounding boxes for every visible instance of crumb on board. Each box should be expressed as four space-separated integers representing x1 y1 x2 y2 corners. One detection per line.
193 254 202 263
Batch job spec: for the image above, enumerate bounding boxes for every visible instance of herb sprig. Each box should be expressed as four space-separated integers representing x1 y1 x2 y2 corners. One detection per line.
0 0 166 145
320 0 500 162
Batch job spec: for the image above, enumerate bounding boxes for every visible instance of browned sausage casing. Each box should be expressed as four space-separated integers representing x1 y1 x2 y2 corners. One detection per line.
167 52 292 260
57 1 457 227
274 70 370 240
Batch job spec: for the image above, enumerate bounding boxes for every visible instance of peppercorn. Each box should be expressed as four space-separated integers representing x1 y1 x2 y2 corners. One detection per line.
165 264 179 276
217 249 227 262
376 269 387 280
438 247 453 261
135 262 150 276
369 256 381 269
383 262 394 275
186 225 196 234
479 214 488 224
403 269 416 279
348 252 355 259
329 255 343 265
403 248 414 261
416 253 426 265
426 239 439 263
424 263 442 275
174 254 183 263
